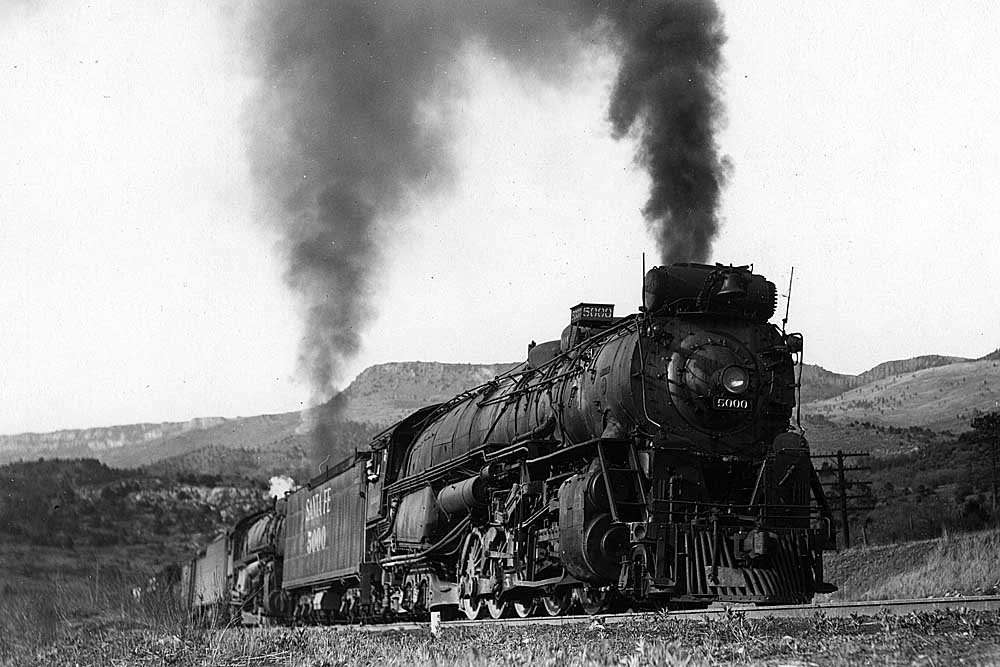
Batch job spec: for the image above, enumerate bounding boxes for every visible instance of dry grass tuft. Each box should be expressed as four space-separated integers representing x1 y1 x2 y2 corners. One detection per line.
0 562 201 665
3 599 1000 666
862 529 1000 600
822 527 1000 601
5 534 1000 666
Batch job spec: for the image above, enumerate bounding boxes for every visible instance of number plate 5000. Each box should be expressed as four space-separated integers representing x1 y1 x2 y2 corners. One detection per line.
714 397 751 411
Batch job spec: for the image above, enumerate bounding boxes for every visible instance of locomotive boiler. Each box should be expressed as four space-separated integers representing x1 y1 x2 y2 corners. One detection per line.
276 262 836 621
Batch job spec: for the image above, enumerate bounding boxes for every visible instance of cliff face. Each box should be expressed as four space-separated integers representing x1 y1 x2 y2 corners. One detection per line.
798 364 859 403
0 417 226 460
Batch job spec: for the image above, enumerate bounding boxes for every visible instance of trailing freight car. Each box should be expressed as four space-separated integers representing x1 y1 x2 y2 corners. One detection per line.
180 533 230 622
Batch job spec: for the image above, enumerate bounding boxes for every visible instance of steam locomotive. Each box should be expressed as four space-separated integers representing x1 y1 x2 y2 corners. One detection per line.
181 263 836 623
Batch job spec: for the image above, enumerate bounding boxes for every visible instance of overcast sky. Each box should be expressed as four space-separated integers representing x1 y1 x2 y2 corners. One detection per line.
2 1 998 434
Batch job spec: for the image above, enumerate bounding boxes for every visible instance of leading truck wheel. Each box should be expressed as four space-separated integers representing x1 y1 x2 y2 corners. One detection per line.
457 530 485 620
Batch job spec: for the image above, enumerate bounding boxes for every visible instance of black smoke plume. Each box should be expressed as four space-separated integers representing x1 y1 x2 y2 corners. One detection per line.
602 2 728 264
244 1 727 412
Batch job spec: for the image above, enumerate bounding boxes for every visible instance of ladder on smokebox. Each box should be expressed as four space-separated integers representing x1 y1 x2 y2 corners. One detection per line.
595 439 648 524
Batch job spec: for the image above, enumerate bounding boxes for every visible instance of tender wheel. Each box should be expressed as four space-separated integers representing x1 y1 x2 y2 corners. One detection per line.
458 530 485 620
540 588 574 617
512 599 538 618
576 585 613 615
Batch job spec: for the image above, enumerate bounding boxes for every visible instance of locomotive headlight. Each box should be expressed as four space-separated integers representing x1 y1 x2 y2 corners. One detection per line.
720 366 749 395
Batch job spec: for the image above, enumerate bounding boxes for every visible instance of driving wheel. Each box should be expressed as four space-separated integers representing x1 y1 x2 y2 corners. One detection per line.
540 587 574 616
457 530 485 620
576 585 613 615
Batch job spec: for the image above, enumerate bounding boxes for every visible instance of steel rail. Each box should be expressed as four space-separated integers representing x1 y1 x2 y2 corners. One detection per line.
319 596 1000 633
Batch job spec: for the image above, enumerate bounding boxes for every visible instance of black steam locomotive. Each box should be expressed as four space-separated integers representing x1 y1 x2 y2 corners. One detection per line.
181 263 836 623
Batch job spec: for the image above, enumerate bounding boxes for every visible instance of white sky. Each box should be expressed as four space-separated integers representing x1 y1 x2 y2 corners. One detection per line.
1 1 998 434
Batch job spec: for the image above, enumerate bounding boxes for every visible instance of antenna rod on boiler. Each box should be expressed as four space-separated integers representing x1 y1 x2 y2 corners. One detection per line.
781 266 795 334
641 252 646 313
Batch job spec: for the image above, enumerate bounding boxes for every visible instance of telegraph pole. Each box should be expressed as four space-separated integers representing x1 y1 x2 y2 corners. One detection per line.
992 436 997 512
813 450 873 549
837 450 849 547
971 413 1000 514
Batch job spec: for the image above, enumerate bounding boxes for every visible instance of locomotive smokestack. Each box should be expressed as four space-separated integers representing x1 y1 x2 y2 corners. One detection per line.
243 1 727 417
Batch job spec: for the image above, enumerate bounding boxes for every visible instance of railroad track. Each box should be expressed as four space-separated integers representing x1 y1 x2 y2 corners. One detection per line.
335 596 1000 633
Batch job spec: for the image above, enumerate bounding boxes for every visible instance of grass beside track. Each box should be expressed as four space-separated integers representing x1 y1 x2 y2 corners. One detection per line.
823 528 1000 601
5 534 1000 666
4 602 1000 666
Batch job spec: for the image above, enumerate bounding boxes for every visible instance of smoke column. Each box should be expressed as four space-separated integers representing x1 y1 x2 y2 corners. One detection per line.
601 2 728 264
244 1 727 405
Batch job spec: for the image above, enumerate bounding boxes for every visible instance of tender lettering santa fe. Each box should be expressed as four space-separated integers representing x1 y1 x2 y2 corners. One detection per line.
303 488 332 554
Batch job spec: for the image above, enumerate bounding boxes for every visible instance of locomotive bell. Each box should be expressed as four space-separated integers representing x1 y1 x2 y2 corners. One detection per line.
716 273 746 298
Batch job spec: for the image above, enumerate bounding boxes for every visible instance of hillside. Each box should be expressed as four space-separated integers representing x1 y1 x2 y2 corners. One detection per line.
980 348 1000 362
141 419 378 482
2 353 997 476
799 413 945 456
0 458 265 559
823 529 1000 600
0 417 225 463
797 355 970 404
0 362 521 475
336 361 520 425
803 358 1000 432
857 355 969 384
98 412 304 468
798 364 858 403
